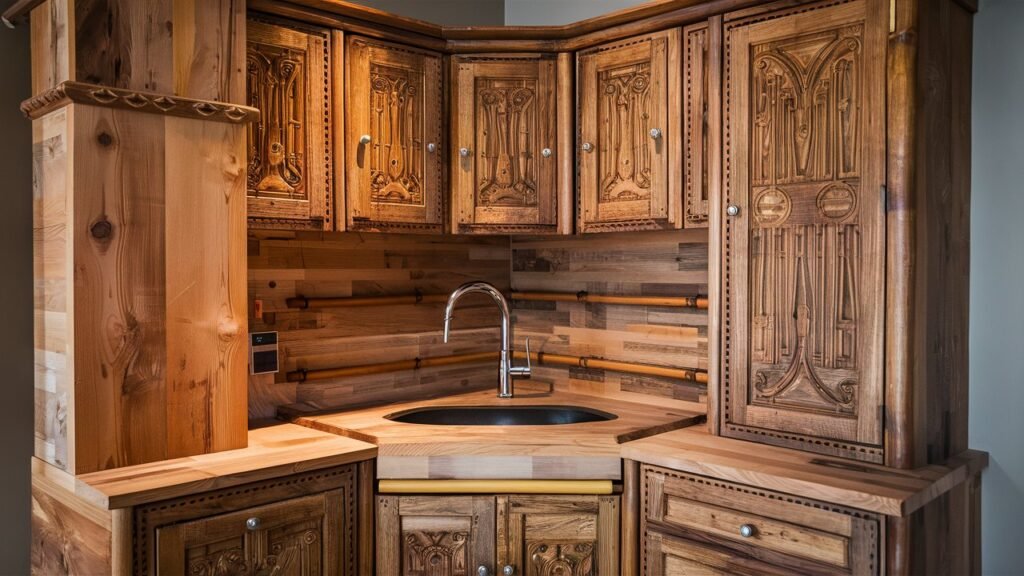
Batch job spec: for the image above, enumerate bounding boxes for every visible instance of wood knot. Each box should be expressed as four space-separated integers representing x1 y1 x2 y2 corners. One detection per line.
90 218 113 239
96 132 113 147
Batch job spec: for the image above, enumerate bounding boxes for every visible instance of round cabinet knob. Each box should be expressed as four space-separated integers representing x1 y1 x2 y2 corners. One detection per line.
581 142 594 153
427 142 437 153
359 134 372 145
739 524 756 538
541 148 552 158
649 128 662 140
477 566 490 576
246 517 261 531
726 204 741 217
503 566 515 576
460 147 471 158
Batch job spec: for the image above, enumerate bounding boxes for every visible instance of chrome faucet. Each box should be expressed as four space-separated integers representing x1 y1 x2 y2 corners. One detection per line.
443 281 530 398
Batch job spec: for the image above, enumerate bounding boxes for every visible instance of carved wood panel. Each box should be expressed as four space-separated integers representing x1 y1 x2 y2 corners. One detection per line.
722 0 887 462
246 18 333 230
500 495 618 576
156 491 345 576
377 495 496 576
578 30 681 233
683 21 718 230
347 36 444 233
451 55 564 234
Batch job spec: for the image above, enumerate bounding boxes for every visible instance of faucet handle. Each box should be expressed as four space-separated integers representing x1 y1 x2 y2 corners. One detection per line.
511 337 532 377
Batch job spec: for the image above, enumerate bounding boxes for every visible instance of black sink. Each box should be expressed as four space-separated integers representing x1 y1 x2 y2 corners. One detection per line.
385 405 618 426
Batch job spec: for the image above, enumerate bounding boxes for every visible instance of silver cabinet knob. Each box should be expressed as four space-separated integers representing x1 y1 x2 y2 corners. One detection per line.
541 148 552 158
460 147 471 158
246 517 261 531
726 204 741 216
359 134 371 145
649 128 662 140
427 142 437 153
503 566 515 576
477 567 490 576
581 142 593 153
739 524 756 538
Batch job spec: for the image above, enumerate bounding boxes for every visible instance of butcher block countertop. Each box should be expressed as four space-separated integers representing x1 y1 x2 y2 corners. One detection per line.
280 385 706 480
622 427 989 517
38 422 377 510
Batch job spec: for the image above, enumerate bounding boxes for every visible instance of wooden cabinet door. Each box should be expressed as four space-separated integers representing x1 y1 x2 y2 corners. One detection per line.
346 36 444 233
577 29 681 233
499 495 619 576
682 19 721 229
377 495 496 576
156 491 345 576
451 54 568 235
246 19 333 230
720 0 887 462
645 530 793 576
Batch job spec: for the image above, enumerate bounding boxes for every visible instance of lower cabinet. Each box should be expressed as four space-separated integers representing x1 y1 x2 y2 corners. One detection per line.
641 465 881 576
136 464 360 575
377 493 620 576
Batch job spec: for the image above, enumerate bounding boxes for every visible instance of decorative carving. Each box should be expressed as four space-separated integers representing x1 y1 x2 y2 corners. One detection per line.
745 23 866 416
369 64 425 206
185 545 248 576
248 41 308 197
528 541 595 576
684 24 710 227
20 81 259 123
402 531 469 575
476 78 539 207
598 62 652 204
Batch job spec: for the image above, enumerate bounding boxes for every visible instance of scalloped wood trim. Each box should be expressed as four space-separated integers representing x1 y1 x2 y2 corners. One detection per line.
21 81 260 123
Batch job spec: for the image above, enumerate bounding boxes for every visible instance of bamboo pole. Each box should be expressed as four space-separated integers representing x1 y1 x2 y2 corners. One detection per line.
512 291 709 309
287 350 708 384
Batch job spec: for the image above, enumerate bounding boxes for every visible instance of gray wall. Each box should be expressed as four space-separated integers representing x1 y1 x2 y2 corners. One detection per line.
0 23 33 576
971 0 1024 573
504 0 639 25
348 0 504 25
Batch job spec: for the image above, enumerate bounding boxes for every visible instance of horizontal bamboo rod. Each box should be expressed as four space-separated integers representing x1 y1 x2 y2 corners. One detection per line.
378 480 614 494
512 291 709 309
515 351 709 384
287 351 499 383
287 291 450 309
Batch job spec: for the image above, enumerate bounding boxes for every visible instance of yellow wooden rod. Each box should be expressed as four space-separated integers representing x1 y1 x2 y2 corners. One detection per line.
512 291 709 310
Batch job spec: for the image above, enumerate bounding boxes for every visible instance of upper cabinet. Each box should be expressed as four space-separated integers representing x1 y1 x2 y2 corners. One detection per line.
451 54 572 235
246 18 334 230
682 20 721 229
577 29 682 233
720 0 887 462
346 36 445 234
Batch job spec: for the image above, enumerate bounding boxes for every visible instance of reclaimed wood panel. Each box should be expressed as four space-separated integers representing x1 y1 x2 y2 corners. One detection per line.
510 229 709 403
31 461 114 575
248 231 511 417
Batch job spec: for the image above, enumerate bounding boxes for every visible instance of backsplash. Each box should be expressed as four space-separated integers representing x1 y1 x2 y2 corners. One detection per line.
247 231 510 419
511 229 710 403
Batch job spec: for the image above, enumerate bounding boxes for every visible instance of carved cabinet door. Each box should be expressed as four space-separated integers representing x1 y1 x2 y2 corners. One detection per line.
720 0 887 462
577 29 682 233
246 19 334 230
499 495 619 576
682 19 721 230
346 36 444 233
377 495 497 576
450 55 567 235
156 491 346 576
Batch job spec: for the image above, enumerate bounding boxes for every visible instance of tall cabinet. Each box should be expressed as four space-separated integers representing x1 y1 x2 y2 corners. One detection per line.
720 0 888 462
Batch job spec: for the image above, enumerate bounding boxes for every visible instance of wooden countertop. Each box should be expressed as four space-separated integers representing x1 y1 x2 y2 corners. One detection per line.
39 422 377 510
281 385 705 480
621 427 989 517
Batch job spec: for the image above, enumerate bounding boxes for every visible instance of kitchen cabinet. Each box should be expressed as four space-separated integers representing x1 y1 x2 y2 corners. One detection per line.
138 464 359 575
720 0 888 462
246 18 335 230
682 19 720 229
641 464 881 576
346 36 445 233
450 54 571 234
577 29 682 233
377 493 620 575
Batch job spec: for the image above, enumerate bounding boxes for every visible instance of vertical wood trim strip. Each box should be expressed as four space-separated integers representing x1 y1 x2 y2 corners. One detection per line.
332 29 346 231
357 459 375 575
556 52 574 234
706 13 723 434
620 460 640 576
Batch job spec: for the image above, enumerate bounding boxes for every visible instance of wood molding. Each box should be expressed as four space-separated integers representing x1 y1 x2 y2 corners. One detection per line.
21 81 260 123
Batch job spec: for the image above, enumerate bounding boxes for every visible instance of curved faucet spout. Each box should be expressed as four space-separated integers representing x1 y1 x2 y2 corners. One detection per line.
442 281 528 398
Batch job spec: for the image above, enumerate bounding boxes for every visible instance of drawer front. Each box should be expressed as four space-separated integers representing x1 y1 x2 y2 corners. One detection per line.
642 465 880 575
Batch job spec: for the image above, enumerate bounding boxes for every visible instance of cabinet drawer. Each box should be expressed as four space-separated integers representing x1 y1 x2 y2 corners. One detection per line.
642 465 880 575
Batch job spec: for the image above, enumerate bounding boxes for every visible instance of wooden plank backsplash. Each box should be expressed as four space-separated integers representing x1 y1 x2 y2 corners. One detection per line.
511 229 710 403
247 231 510 418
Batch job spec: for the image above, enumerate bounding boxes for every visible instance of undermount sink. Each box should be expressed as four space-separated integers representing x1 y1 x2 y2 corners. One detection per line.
385 405 618 426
